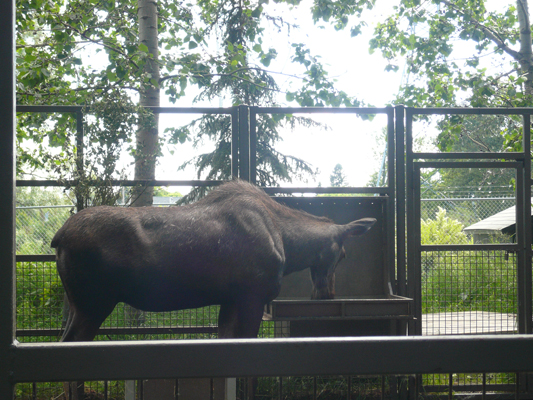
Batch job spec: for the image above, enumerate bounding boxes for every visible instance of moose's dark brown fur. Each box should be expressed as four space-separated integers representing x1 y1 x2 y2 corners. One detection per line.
52 180 375 342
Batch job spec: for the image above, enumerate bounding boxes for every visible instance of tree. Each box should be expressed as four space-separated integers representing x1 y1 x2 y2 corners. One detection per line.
330 163 349 187
368 0 532 109
16 0 363 202
353 1 527 195
132 0 160 207
433 114 516 195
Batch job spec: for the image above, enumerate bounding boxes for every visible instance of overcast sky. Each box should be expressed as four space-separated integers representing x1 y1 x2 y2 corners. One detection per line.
149 0 516 191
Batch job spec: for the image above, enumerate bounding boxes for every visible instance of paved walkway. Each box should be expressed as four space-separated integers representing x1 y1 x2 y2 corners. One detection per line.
422 311 517 335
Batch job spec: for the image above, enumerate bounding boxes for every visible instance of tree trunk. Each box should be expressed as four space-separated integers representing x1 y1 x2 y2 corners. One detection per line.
125 0 160 327
517 0 533 103
132 0 160 207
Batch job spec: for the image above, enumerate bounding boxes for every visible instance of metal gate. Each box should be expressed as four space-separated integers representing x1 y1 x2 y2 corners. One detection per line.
403 107 533 397
4 104 533 399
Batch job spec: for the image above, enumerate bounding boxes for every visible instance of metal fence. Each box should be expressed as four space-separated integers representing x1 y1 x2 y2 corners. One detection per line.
4 104 533 400
14 194 523 399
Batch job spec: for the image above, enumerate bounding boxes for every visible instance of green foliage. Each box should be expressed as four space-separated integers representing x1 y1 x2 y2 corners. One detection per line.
153 187 183 197
423 250 517 315
421 207 471 245
16 261 64 331
421 209 516 317
16 187 72 255
330 163 348 187
369 1 531 108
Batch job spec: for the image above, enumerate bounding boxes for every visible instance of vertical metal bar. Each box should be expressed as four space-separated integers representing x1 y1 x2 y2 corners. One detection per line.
313 377 317 400
516 162 525 334
413 163 422 336
0 0 16 397
249 106 257 185
75 110 85 212
347 376 351 400
514 373 520 400
278 377 282 400
405 108 419 335
238 105 250 182
522 114 532 335
386 107 396 292
231 107 239 179
395 106 406 299
482 373 486 400
448 374 453 400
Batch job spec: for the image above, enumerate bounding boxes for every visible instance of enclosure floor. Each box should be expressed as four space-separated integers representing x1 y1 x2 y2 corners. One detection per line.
422 312 517 335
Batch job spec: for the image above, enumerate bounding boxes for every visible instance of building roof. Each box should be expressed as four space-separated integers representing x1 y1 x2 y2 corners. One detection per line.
463 205 517 235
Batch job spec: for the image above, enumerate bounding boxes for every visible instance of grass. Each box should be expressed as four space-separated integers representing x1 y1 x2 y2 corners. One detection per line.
422 250 517 315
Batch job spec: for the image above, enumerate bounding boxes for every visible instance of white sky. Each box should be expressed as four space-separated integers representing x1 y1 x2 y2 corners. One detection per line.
156 1 406 191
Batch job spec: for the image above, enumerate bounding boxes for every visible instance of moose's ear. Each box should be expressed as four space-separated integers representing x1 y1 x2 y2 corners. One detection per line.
340 218 377 238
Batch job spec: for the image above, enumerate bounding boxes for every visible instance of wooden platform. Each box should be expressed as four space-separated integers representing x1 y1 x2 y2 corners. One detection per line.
422 312 517 335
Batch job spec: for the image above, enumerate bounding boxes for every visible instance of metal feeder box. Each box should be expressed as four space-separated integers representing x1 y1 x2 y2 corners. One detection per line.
268 196 413 337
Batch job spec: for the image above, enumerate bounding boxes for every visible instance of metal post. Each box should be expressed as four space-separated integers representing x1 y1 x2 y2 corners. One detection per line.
231 107 239 179
395 106 406 299
75 110 85 212
413 164 422 337
386 107 396 291
238 105 250 181
249 107 257 184
404 108 419 335
0 0 16 398
521 113 533 396
516 162 526 334
521 114 532 335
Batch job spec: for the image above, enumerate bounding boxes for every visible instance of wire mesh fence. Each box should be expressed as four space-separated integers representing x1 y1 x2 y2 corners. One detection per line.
14 193 523 399
419 192 519 396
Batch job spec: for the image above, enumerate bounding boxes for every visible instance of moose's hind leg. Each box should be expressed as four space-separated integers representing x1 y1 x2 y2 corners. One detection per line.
60 305 110 342
217 298 265 339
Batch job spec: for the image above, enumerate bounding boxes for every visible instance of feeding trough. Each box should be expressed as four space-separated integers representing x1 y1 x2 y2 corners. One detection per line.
267 196 413 337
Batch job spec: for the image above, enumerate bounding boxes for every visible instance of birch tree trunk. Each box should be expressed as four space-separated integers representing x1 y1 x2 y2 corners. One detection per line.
125 0 160 331
132 0 160 207
517 0 533 102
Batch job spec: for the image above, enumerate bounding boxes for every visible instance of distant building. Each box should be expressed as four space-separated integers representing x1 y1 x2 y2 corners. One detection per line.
463 202 531 243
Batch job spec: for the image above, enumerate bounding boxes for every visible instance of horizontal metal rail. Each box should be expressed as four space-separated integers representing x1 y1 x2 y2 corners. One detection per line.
16 179 227 187
9 335 533 382
421 197 515 202
407 107 533 116
420 244 519 252
16 105 235 115
16 327 217 338
262 186 390 195
253 106 392 115
413 152 525 160
415 161 521 169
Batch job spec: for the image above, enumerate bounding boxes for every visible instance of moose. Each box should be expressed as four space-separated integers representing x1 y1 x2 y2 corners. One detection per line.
52 180 376 342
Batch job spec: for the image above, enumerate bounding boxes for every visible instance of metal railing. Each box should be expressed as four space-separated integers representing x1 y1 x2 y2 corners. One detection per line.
2 102 533 399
